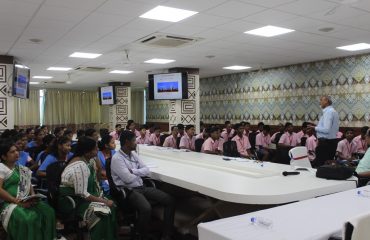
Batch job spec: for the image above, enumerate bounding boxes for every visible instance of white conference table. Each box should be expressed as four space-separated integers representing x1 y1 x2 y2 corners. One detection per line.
131 144 356 205
198 186 370 240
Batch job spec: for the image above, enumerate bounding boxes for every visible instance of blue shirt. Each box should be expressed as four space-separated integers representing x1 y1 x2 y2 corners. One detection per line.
16 151 30 166
315 105 339 139
39 152 73 171
97 150 116 193
27 141 37 149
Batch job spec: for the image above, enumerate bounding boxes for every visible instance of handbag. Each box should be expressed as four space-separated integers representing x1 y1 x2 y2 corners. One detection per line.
316 165 354 180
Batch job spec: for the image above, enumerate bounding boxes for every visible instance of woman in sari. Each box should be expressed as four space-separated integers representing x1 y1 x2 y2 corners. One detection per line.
58 136 117 240
0 140 56 240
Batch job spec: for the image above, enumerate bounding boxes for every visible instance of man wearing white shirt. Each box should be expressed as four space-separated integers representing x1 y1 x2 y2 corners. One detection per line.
111 130 175 240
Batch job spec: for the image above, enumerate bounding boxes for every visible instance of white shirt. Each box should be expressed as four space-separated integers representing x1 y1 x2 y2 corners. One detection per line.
111 150 149 189
61 161 91 198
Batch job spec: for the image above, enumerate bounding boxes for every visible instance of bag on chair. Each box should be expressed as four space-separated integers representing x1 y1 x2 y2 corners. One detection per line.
316 165 354 180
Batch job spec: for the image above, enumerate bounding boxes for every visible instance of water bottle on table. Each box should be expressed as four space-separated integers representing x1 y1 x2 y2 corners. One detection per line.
250 216 273 229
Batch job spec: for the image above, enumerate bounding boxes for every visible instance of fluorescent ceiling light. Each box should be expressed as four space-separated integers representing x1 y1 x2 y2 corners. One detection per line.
15 64 29 69
32 76 53 79
336 43 370 51
245 25 295 37
69 52 102 59
144 58 175 64
223 65 251 70
140 5 198 22
30 82 40 85
47 67 72 71
109 70 133 74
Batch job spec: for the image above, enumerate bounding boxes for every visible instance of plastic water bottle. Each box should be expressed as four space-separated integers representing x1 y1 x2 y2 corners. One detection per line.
357 190 370 198
250 217 273 229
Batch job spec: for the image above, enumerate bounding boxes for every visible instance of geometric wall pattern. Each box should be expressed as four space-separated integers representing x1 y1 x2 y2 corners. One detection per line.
147 54 370 127
0 64 10 129
109 86 131 130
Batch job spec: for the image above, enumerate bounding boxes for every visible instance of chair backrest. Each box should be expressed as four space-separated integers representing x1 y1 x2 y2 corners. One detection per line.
300 137 307 147
46 161 67 208
223 141 240 157
248 132 258 151
160 134 170 146
176 137 181 149
195 138 205 152
289 146 312 168
105 157 125 201
343 212 370 240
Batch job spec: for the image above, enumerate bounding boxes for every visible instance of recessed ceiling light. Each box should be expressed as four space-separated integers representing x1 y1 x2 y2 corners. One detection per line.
223 65 252 70
47 67 72 71
336 43 370 51
15 64 29 69
140 5 198 22
109 70 133 74
245 25 295 37
30 82 40 85
144 58 175 64
69 52 102 59
32 76 53 79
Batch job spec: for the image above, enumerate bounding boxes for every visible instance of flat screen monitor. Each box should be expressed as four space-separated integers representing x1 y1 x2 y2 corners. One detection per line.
99 86 116 105
12 65 30 99
148 72 188 100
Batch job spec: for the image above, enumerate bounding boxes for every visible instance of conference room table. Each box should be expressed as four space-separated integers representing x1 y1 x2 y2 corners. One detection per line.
132 144 356 205
197 186 370 240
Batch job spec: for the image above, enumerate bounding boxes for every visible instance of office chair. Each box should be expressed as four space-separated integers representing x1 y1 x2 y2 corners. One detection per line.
195 138 205 152
223 141 240 157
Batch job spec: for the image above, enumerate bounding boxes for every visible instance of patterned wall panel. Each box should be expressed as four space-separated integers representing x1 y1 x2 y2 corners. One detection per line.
113 86 130 129
200 54 370 127
0 64 10 130
146 99 170 123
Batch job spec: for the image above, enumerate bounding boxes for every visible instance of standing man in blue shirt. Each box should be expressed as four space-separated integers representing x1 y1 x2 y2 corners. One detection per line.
308 96 339 167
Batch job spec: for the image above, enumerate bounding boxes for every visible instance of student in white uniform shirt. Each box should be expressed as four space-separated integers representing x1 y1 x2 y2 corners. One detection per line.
111 130 175 240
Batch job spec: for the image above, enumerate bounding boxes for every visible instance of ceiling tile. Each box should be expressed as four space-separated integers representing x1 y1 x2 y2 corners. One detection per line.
181 13 233 28
277 0 338 16
44 0 106 11
205 1 266 19
310 5 367 23
97 0 156 18
163 0 228 12
239 0 297 8
36 4 91 23
162 23 207 36
243 9 298 25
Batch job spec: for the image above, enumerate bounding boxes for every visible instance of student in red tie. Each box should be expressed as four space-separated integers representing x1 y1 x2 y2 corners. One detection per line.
179 125 196 151
232 123 252 157
163 126 179 148
336 128 358 162
201 127 223 155
148 126 161 146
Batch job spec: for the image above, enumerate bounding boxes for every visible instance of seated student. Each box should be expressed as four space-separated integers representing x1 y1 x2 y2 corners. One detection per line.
278 122 301 148
53 127 64 138
85 128 100 142
177 123 185 138
0 140 56 240
25 127 35 143
180 125 196 151
201 127 223 155
26 128 46 161
355 129 370 177
196 127 210 140
255 125 272 161
127 119 141 137
40 125 48 134
98 135 116 195
243 122 252 137
256 122 265 133
148 126 161 146
110 124 122 141
37 136 72 178
231 123 252 158
353 126 369 154
145 124 154 138
221 121 234 141
63 129 74 141
336 128 358 162
14 133 38 171
271 123 285 144
59 137 117 240
111 131 175 240
35 134 56 166
296 122 309 140
163 126 179 148
305 124 317 161
137 125 150 144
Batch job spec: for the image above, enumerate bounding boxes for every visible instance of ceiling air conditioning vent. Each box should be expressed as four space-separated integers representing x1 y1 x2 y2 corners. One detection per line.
137 33 202 48
74 66 107 72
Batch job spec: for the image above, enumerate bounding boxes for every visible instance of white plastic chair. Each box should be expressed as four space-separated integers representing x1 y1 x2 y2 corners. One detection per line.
289 146 312 168
343 212 370 240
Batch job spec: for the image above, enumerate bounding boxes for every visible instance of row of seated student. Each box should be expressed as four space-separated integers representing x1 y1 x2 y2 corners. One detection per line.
0 123 175 240
132 121 369 167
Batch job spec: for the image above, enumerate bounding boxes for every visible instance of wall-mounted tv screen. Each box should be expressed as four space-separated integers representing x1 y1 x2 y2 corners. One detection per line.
99 86 116 105
12 65 30 99
148 72 188 100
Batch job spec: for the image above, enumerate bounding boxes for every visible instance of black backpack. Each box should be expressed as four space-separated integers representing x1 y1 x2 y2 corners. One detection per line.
316 165 354 180
223 141 240 157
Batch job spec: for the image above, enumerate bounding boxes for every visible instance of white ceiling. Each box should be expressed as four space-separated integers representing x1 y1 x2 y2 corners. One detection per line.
1 0 370 90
